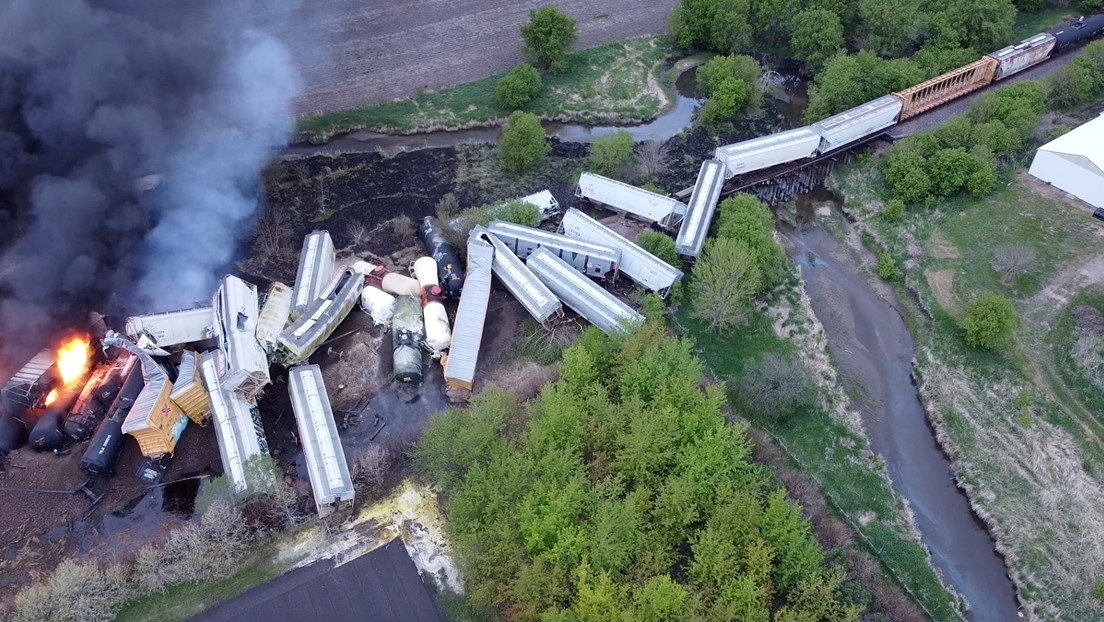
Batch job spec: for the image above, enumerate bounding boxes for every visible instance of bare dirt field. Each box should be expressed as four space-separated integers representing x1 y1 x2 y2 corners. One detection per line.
281 0 679 116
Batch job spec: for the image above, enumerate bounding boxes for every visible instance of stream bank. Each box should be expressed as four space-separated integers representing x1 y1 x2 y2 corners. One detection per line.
780 193 1020 622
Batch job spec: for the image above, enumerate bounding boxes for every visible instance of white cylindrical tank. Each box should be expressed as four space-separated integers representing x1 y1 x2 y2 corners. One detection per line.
381 273 421 297
413 257 439 288
422 301 452 356
360 286 396 327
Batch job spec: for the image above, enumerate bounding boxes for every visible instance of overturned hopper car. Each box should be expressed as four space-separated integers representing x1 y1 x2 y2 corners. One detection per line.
277 266 363 366
288 365 354 517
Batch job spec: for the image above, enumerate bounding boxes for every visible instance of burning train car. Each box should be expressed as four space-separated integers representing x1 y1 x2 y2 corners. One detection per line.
80 358 145 476
2 337 93 455
64 352 132 441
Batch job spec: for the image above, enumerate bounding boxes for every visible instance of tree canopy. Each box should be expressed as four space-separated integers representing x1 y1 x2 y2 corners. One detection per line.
960 293 1018 348
499 111 549 173
589 130 636 179
496 63 543 110
521 7 578 74
416 320 861 620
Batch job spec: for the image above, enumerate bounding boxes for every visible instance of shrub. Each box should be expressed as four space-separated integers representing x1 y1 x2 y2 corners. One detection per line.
737 352 814 419
13 560 130 622
689 237 762 330
697 54 763 116
637 230 680 267
589 130 636 179
520 7 577 74
877 251 902 281
882 199 905 222
960 294 1017 348
496 63 543 110
499 111 548 173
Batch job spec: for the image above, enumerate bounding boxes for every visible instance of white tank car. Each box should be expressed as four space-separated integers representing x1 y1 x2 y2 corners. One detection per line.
412 256 452 356
360 286 396 327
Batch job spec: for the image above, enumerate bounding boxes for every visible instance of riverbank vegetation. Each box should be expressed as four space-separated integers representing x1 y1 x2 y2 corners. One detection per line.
830 134 1104 618
416 319 864 620
297 36 673 143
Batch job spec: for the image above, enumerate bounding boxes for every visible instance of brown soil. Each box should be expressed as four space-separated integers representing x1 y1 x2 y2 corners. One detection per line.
283 0 680 116
1022 170 1100 215
927 230 960 260
926 269 960 316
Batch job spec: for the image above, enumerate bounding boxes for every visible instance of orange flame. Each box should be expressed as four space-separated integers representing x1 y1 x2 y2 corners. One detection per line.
43 336 91 407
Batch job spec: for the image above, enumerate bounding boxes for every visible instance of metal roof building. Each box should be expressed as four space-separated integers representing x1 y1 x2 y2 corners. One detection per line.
288 365 354 517
199 351 269 493
675 159 726 260
444 238 494 391
212 275 271 400
470 226 562 325
526 247 644 336
1029 113 1104 209
124 306 215 348
277 267 363 365
291 230 336 319
575 172 687 226
486 220 620 279
558 209 683 295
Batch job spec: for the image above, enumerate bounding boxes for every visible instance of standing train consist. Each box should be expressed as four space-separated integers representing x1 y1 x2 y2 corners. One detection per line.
713 13 1104 181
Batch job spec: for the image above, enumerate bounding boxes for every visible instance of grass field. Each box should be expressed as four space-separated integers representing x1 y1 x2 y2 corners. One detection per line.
831 161 1104 620
298 37 673 143
676 283 966 621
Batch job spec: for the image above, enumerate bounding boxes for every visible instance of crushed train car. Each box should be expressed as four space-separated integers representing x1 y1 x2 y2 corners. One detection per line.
526 247 644 336
213 275 271 399
277 266 362 366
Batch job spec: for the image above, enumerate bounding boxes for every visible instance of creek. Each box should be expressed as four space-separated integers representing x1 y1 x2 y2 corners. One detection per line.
782 191 1020 621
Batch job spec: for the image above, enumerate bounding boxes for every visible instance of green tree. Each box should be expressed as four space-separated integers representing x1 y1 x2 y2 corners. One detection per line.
882 198 905 222
521 7 578 74
690 237 762 330
496 63 542 110
960 293 1018 348
669 0 753 53
925 147 975 197
946 0 1017 51
715 194 790 289
697 54 763 110
637 230 680 267
589 130 636 178
499 111 549 173
789 9 844 75
858 0 921 57
1048 57 1100 109
805 51 923 121
699 78 748 125
885 151 932 203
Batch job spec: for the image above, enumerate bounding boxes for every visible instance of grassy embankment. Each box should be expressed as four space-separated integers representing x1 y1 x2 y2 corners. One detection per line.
831 161 1104 620
113 545 284 622
298 36 675 143
676 279 966 620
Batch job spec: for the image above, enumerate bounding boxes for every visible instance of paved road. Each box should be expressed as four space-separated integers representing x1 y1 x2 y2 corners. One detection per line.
278 0 678 116
189 538 446 622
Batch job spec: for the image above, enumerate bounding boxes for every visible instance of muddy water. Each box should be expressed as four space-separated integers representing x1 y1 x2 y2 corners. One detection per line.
783 194 1019 621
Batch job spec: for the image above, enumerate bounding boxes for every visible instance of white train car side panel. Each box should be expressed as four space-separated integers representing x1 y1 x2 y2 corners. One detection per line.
199 352 268 493
987 33 1056 80
255 282 293 355
558 210 683 295
575 172 686 224
212 275 271 399
444 238 494 391
124 307 215 348
291 230 336 318
527 247 644 336
810 95 903 152
675 159 726 259
471 227 563 325
486 220 621 279
288 365 354 517
714 128 822 179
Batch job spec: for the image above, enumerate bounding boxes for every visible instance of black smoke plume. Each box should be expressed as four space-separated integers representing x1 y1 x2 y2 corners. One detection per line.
0 0 300 372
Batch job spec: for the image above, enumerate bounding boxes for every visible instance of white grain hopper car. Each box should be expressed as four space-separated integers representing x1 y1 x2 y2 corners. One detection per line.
810 94 903 153
987 33 1056 80
470 226 562 325
212 275 271 400
575 172 687 226
291 230 336 319
124 306 215 348
486 220 620 279
288 365 354 517
444 237 494 391
675 159 726 260
715 128 821 179
254 282 293 355
526 247 644 336
557 210 683 296
199 351 269 493
277 266 363 365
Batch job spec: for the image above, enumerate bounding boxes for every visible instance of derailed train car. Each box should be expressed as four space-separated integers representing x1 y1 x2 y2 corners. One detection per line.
418 217 465 299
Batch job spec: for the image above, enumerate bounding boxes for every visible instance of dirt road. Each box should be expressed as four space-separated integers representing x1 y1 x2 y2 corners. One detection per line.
280 0 679 116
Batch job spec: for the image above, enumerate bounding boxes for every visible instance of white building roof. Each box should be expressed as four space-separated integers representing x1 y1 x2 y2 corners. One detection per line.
1036 113 1104 175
